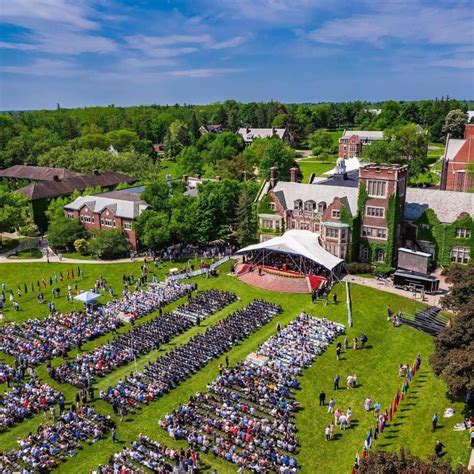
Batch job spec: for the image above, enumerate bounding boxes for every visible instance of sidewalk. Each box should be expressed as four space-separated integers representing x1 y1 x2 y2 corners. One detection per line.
343 275 444 307
0 254 146 264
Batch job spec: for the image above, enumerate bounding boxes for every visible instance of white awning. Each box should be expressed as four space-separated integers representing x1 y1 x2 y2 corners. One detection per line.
324 156 363 175
236 230 343 271
74 291 101 303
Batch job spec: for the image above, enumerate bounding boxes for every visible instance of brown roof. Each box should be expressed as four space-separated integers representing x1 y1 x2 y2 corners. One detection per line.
0 165 82 181
17 171 137 200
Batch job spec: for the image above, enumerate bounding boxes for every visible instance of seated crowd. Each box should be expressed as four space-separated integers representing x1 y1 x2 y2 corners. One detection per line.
51 290 237 388
98 434 200 473
0 405 114 472
0 282 193 365
160 314 344 472
0 380 62 430
100 301 281 413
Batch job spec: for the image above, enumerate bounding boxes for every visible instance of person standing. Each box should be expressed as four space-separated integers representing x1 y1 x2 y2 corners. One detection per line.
112 427 118 443
432 413 438 432
334 374 340 390
325 425 331 441
328 398 335 414
336 346 341 360
319 391 326 406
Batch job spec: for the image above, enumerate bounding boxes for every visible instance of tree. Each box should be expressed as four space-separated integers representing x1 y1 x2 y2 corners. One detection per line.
442 109 468 139
363 125 428 178
47 216 84 249
358 448 460 473
235 187 257 247
189 111 201 140
75 133 109 150
244 138 296 180
177 146 204 176
87 229 130 259
308 130 333 155
106 129 139 151
141 180 172 214
0 190 29 232
134 210 171 249
164 120 191 158
440 264 474 313
430 306 474 399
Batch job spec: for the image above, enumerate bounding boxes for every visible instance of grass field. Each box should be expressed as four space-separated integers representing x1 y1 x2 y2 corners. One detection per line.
298 157 338 182
0 261 469 473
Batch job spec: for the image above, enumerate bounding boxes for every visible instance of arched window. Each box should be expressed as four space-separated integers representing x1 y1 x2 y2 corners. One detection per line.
318 201 327 213
376 249 385 263
294 199 302 210
360 247 369 262
304 200 315 211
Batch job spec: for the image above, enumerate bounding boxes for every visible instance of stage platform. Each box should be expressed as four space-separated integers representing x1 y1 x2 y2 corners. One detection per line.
235 264 326 293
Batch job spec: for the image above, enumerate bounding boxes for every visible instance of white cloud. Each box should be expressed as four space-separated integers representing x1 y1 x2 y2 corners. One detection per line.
167 68 244 78
308 3 473 46
0 0 98 31
0 58 79 76
210 35 250 50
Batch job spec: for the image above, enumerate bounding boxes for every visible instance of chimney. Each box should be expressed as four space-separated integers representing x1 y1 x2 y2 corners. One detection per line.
215 176 221 181
290 167 299 183
93 169 100 176
269 166 278 189
182 175 188 182
246 127 250 134
53 175 60 181
196 174 201 179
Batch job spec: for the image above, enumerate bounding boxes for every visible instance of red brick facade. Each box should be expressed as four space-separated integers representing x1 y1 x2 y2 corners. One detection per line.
440 124 474 192
65 206 138 250
338 135 363 158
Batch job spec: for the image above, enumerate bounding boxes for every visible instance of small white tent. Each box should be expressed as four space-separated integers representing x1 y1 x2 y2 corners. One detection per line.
74 291 101 304
236 230 343 271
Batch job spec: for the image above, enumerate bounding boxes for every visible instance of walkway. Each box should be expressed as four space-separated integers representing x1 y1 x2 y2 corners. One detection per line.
343 275 444 307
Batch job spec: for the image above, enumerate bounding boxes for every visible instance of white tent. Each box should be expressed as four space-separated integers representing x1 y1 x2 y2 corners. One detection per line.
236 230 343 271
324 156 363 175
74 291 101 304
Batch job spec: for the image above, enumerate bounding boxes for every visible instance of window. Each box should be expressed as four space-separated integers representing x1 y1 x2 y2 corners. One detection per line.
361 226 387 240
304 200 315 212
262 219 273 229
367 180 387 197
299 222 310 230
318 202 327 213
456 228 470 239
101 217 115 227
66 211 74 219
332 210 340 218
294 200 302 210
398 177 406 197
376 249 385 262
269 202 276 211
366 206 384 218
123 221 132 230
326 227 339 238
360 247 369 261
81 214 94 224
451 246 470 264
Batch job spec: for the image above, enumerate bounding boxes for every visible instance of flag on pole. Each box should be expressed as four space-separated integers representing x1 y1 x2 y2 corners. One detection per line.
365 428 373 449
355 452 360 469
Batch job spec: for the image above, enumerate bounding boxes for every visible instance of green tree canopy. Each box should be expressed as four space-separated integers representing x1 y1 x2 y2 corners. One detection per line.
442 109 468 139
47 216 85 249
308 129 333 155
0 190 29 232
87 228 130 259
236 187 257 247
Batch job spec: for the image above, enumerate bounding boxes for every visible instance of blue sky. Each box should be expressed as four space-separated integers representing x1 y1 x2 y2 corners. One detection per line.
0 0 473 110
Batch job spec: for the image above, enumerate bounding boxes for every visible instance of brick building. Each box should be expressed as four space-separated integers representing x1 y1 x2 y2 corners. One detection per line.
440 124 474 192
64 187 148 250
257 162 473 267
338 130 384 158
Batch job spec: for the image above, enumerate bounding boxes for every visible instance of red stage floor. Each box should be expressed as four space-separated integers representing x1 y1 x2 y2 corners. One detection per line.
236 265 325 293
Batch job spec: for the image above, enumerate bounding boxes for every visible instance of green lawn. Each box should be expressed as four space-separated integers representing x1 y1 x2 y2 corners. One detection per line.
0 262 469 473
298 156 338 182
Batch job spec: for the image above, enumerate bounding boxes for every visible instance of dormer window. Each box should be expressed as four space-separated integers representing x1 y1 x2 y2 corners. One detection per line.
294 199 302 210
269 202 276 211
318 202 327 213
304 200 316 212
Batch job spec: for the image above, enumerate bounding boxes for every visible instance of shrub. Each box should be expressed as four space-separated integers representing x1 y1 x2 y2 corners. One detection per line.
346 262 373 274
74 238 89 255
373 263 394 276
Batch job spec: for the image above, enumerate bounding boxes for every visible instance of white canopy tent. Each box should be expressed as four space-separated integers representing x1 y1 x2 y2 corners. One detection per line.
74 291 101 304
236 230 343 272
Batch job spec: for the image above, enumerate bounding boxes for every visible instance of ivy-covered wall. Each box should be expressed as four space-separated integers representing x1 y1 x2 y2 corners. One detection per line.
385 193 400 265
257 194 276 215
415 210 474 267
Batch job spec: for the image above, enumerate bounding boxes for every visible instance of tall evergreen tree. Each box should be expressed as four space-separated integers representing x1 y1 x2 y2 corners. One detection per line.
236 187 257 247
